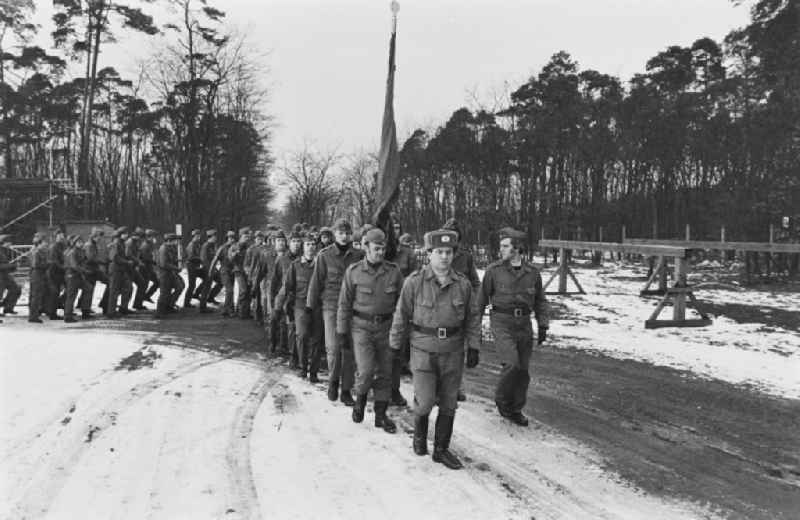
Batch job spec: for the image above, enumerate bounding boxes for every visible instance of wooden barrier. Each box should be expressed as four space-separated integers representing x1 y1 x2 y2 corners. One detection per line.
624 238 800 254
538 239 711 329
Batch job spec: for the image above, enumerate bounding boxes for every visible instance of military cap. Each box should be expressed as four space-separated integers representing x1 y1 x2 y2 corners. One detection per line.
319 226 333 237
498 227 526 242
191 228 202 237
254 230 265 238
91 226 104 236
360 223 375 233
399 233 413 246
70 234 84 246
332 218 352 233
441 218 462 240
302 232 317 243
0 234 12 243
310 225 319 233
226 230 236 238
165 233 179 241
206 229 217 237
289 224 304 240
133 227 145 236
272 229 286 240
239 226 252 235
145 228 157 237
363 228 386 245
424 229 458 250
113 226 128 238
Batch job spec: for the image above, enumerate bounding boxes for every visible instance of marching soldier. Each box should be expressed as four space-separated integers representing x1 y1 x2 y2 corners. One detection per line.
307 218 364 406
213 230 237 317
83 227 107 316
137 229 160 306
257 231 277 331
45 229 67 320
319 227 333 249
389 227 418 406
390 229 481 470
228 227 252 319
127 228 147 311
477 227 548 426
155 233 183 318
270 229 300 357
0 234 22 317
107 227 134 317
337 228 403 433
279 233 322 381
184 229 205 308
28 232 48 323
64 235 90 323
245 230 266 322
198 230 221 312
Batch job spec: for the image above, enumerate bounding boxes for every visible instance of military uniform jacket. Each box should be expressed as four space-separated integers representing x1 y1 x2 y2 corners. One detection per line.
0 246 15 273
337 259 404 334
125 237 142 266
139 240 155 266
199 239 216 270
108 239 130 274
48 241 66 271
279 256 315 311
227 241 248 273
84 239 103 270
243 243 261 281
306 243 364 312
390 265 481 354
156 243 180 275
256 246 276 284
65 246 89 276
452 248 481 288
213 241 235 273
270 252 297 299
185 238 202 268
477 259 549 329
31 244 49 270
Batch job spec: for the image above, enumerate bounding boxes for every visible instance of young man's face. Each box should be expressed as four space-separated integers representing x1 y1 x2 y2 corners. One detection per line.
428 247 454 271
275 238 287 252
365 242 385 264
499 238 517 261
334 229 350 245
303 240 317 259
289 238 302 254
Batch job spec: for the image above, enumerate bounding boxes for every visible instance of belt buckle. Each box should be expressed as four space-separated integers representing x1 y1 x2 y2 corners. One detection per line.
373 315 381 324
437 327 447 339
513 308 523 318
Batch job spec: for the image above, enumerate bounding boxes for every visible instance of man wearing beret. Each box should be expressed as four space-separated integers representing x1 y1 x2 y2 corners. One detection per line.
338 228 404 432
279 232 322 381
28 232 49 323
0 234 21 318
198 230 222 312
477 227 549 426
183 228 205 309
390 229 482 469
307 218 364 406
63 235 90 323
212 231 237 317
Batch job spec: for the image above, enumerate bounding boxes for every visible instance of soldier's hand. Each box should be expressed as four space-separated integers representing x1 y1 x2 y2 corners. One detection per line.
466 347 479 368
337 332 350 350
537 327 548 344
304 306 313 314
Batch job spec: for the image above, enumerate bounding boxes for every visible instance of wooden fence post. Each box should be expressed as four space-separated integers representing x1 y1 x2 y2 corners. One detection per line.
558 247 568 293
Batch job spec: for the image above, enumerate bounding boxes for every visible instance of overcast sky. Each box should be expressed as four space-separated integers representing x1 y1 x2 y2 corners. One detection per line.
29 0 752 207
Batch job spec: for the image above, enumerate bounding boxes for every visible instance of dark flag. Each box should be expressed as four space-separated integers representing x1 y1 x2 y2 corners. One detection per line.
372 3 401 260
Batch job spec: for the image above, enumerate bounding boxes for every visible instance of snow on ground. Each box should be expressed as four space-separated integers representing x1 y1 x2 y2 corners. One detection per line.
487 259 800 399
0 324 721 519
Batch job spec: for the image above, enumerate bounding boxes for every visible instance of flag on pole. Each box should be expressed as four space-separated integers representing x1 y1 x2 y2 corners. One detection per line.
372 2 401 259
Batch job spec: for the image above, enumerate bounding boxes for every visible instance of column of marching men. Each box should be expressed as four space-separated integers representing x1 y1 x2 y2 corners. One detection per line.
0 220 549 470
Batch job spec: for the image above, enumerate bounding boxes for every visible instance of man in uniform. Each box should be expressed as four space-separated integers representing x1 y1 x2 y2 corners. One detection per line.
107 227 134 317
279 233 322 381
198 229 221 312
155 233 183 318
212 230 237 317
319 227 333 249
442 218 481 402
0 234 22 317
307 218 364 406
389 226 418 407
477 227 548 426
245 230 266 322
257 231 277 330
228 228 252 319
45 228 67 320
390 229 481 470
83 227 107 316
271 228 301 358
183 228 205 308
337 228 404 433
136 229 159 306
125 228 146 310
28 232 49 323
64 235 90 323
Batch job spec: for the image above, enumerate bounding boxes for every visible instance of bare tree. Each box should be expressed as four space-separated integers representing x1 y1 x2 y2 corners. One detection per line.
280 143 340 226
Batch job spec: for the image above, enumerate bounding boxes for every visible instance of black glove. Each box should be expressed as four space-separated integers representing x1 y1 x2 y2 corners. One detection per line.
466 347 479 368
337 332 350 350
538 327 548 344
304 306 313 314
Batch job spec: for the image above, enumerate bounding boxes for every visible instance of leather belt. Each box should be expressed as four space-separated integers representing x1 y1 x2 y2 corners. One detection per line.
492 305 531 318
412 323 462 339
353 310 393 323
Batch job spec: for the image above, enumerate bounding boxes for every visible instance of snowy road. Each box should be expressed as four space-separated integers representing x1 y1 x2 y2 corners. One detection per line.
1 323 721 520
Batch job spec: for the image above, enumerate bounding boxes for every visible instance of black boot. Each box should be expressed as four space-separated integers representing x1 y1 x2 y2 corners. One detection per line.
327 381 339 402
413 414 429 456
432 414 462 470
352 394 367 423
374 401 397 434
340 389 355 407
390 389 408 407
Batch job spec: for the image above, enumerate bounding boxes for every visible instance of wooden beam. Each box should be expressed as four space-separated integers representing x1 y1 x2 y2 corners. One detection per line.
623 238 800 254
539 239 688 258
